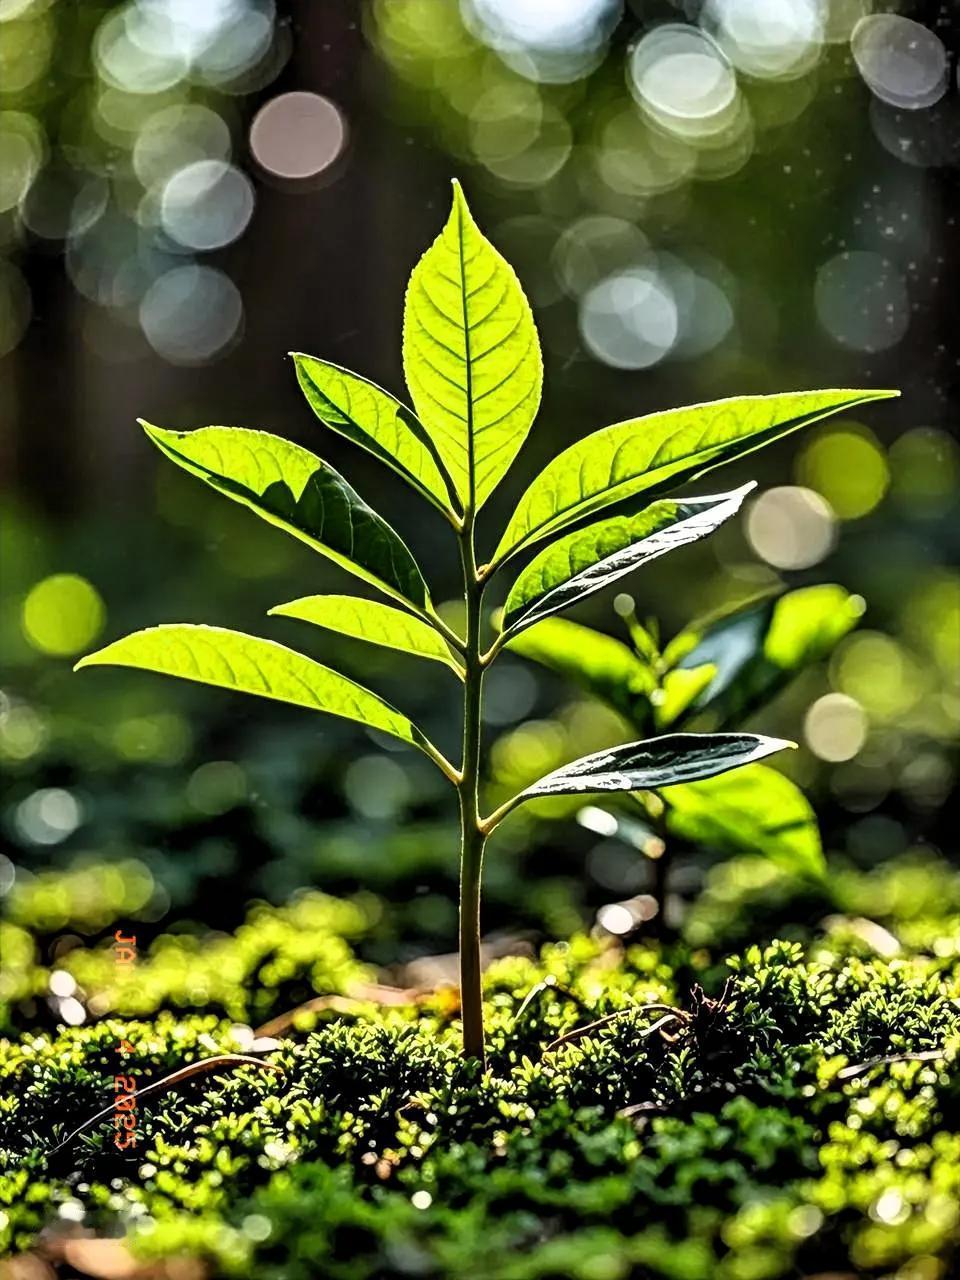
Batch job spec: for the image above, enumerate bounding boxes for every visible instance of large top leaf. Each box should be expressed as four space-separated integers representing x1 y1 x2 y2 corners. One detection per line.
142 423 430 613
292 355 459 519
76 624 446 767
510 731 793 808
269 594 462 675
491 388 898 566
402 181 542 510
501 484 753 637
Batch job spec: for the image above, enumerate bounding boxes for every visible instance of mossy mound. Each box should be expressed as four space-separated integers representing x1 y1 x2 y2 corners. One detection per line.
2 875 959 1280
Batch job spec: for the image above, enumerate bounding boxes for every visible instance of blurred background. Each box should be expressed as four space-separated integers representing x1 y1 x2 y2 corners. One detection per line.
1 0 958 981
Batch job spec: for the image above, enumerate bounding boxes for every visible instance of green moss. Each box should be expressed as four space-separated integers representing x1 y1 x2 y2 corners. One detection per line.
1 888 958 1278
1 890 374 1034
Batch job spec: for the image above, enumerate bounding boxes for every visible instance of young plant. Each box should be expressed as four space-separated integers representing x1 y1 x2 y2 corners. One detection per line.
77 181 896 1063
512 584 867 924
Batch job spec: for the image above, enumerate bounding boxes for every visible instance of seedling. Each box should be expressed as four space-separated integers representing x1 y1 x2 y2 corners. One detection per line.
78 182 896 1063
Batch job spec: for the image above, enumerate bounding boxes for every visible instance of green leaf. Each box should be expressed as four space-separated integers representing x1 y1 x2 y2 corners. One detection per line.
653 665 717 730
75 624 449 770
269 594 463 675
507 617 656 725
662 764 825 880
141 422 431 613
292 355 459 519
402 180 542 510
491 388 898 566
675 584 865 730
501 484 754 637
515 732 794 804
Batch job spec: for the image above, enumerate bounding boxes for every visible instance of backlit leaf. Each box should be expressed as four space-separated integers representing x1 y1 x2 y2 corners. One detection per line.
292 355 459 518
662 764 825 880
76 624 446 766
141 422 431 613
501 485 753 637
507 617 655 724
269 594 462 675
402 180 542 510
515 732 793 804
491 388 898 566
653 665 717 730
675 584 865 729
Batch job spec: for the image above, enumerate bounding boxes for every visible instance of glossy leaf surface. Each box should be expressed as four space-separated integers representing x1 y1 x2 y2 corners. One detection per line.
142 422 430 612
402 181 542 509
502 485 753 636
292 355 458 517
270 594 462 674
517 732 793 803
492 388 898 565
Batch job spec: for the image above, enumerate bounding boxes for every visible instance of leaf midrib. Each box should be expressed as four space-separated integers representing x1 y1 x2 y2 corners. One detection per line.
456 194 476 512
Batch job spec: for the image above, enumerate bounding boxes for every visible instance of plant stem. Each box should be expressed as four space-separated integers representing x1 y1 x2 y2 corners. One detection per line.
458 526 487 1064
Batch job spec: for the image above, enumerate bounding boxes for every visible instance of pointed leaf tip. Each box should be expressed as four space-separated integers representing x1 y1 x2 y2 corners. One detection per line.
520 732 795 802
403 178 542 509
73 623 446 763
501 484 757 638
139 421 431 611
493 387 902 566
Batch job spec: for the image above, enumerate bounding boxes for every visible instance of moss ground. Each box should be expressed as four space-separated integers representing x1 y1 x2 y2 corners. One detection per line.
1 855 958 1279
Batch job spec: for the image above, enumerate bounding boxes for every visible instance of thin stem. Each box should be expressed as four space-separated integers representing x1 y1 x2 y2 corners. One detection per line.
457 525 487 1064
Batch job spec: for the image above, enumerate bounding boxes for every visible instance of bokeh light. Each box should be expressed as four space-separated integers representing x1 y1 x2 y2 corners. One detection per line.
133 104 232 188
0 0 284 359
139 264 242 363
579 267 678 370
463 0 622 84
250 92 347 180
15 787 82 845
832 632 926 721
814 250 908 352
888 429 960 511
21 575 106 658
796 424 889 520
186 760 247 815
706 0 824 80
160 160 254 250
628 25 739 141
553 216 648 299
851 15 948 111
804 692 867 762
0 110 44 214
746 486 837 569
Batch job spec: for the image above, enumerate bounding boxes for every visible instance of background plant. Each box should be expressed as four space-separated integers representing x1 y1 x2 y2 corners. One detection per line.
511 582 866 928
77 181 895 1061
